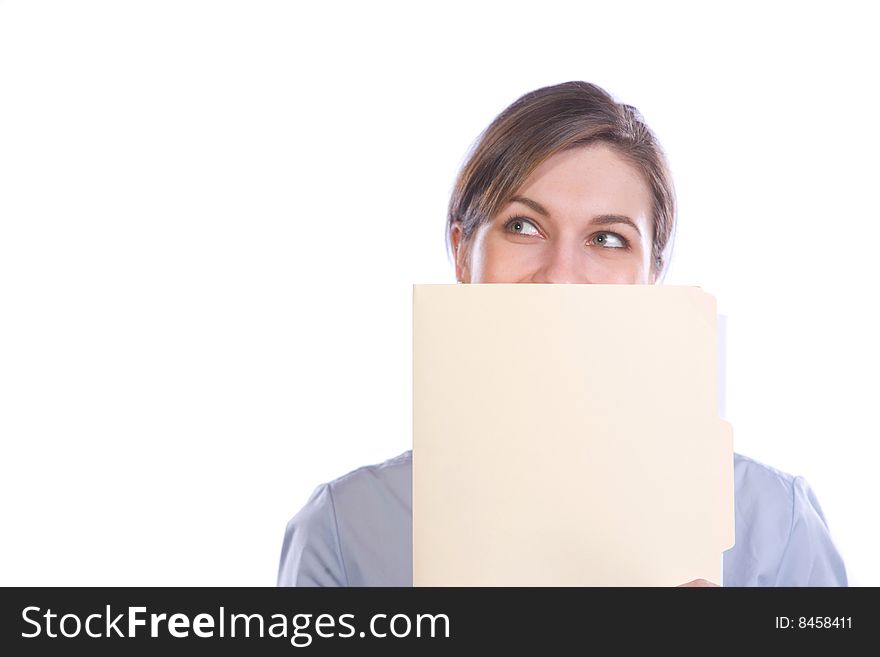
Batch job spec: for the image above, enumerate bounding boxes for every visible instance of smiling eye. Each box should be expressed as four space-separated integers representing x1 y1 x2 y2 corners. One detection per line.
505 217 540 236
591 232 627 249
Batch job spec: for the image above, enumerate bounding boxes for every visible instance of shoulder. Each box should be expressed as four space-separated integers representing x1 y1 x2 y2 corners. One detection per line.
733 451 798 501
726 452 847 586
732 451 801 543
278 451 413 587
325 450 412 494
734 451 796 483
288 449 412 529
324 450 412 513
732 451 807 542
732 451 830 530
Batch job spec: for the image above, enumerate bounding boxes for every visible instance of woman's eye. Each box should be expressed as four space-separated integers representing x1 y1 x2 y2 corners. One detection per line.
591 232 627 249
504 217 540 236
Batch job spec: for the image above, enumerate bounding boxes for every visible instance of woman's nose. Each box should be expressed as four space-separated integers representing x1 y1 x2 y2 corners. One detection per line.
529 242 591 284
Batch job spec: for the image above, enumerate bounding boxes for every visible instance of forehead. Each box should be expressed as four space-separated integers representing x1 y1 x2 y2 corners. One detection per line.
513 143 653 220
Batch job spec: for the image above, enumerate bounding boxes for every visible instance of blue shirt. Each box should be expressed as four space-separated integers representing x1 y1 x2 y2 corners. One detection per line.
277 450 847 586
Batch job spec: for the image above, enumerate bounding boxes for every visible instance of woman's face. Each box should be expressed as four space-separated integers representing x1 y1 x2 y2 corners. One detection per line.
451 143 657 284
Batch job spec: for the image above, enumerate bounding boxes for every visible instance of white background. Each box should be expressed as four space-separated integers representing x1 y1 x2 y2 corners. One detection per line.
1 1 877 586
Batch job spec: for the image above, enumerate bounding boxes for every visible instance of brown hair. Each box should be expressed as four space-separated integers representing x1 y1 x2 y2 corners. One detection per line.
445 81 676 277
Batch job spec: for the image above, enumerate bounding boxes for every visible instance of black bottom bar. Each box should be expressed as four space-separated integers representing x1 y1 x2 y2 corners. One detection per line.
1 587 871 654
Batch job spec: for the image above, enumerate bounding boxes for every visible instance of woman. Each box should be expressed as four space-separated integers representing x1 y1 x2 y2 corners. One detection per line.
277 81 848 587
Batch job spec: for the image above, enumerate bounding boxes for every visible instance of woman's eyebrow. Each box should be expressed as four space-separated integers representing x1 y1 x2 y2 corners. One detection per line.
591 214 642 238
510 195 550 216
509 195 642 238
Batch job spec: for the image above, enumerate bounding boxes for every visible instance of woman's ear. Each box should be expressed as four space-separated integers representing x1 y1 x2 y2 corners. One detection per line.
450 221 470 283
650 255 663 284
